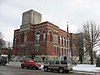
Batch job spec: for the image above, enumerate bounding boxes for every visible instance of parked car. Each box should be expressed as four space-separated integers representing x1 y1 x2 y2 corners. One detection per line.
0 57 7 66
43 61 73 73
21 60 41 70
0 58 3 65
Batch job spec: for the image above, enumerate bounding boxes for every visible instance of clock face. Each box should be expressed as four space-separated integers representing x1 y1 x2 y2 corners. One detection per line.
23 14 30 24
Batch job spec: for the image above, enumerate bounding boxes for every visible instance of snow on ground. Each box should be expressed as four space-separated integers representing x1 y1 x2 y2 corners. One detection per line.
73 64 100 72
6 62 21 67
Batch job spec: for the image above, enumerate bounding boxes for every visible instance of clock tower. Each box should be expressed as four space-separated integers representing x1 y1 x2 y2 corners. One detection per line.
20 9 42 31
22 9 42 25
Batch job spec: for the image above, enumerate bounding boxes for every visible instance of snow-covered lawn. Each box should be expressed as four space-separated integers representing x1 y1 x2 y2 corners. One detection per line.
73 64 100 72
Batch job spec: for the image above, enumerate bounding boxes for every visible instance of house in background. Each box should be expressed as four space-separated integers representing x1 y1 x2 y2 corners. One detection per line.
0 48 9 55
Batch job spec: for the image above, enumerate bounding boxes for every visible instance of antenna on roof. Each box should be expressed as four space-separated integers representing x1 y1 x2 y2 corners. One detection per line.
67 21 69 33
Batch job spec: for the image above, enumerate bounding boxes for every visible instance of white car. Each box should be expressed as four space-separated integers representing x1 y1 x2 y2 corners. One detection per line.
43 61 73 73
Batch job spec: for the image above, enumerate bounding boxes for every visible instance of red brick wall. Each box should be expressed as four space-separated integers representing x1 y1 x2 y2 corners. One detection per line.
13 22 76 56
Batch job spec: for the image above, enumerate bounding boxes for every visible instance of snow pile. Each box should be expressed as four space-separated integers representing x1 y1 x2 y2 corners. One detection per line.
73 64 100 72
6 62 21 67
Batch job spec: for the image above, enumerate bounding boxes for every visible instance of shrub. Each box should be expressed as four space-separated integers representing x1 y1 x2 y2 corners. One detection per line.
96 57 100 67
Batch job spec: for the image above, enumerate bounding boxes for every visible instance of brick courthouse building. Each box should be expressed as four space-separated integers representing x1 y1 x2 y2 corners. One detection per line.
13 10 79 62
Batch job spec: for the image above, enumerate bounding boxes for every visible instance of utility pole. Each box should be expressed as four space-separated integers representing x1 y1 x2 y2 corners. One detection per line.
67 21 71 61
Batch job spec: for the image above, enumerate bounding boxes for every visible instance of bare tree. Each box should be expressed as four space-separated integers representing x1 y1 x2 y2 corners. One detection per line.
0 32 6 54
22 43 38 60
76 33 84 64
6 41 12 61
81 21 100 64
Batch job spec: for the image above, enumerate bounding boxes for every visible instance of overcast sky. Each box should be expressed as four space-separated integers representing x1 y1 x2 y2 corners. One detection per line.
0 0 100 42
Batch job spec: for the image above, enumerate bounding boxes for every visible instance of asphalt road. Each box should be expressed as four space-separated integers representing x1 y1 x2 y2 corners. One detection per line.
0 66 93 75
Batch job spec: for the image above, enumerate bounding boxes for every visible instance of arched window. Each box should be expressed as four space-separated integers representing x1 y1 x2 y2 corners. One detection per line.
49 31 52 42
43 31 46 41
36 32 40 43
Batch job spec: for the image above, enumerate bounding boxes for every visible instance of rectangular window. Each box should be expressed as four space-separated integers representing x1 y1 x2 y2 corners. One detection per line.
62 48 63 55
65 39 66 46
65 49 67 55
66 39 68 46
60 48 62 55
60 36 62 45
53 34 58 44
63 38 65 46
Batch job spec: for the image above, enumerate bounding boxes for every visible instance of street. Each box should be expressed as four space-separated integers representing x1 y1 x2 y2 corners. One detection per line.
0 66 94 75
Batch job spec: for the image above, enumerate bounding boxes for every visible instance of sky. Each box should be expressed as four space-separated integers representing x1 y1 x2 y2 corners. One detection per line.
0 0 100 42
